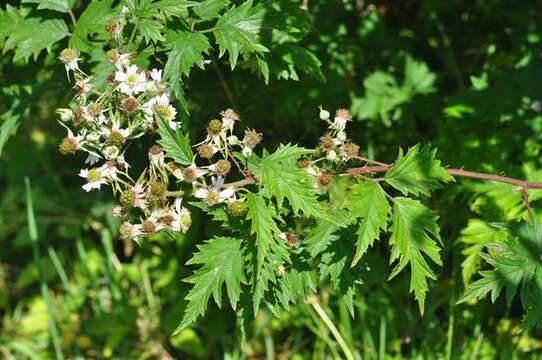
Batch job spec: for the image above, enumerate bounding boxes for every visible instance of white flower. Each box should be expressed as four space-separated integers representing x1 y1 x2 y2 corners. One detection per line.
132 184 147 209
96 114 108 125
150 69 162 82
102 122 130 140
194 177 236 206
58 48 79 74
79 167 108 192
100 161 118 179
74 78 93 94
119 221 142 241
144 93 178 128
173 164 207 182
220 109 239 133
170 198 191 233
66 128 85 149
194 186 235 206
85 153 100 165
115 65 147 95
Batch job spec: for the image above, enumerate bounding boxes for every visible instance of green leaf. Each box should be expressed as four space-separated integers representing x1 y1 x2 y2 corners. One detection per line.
385 144 453 196
0 6 26 44
403 55 436 95
345 181 391 267
389 197 443 314
156 117 193 165
270 252 316 312
164 31 211 79
194 0 229 20
458 219 503 285
306 219 340 257
245 193 291 314
4 18 69 62
69 0 116 52
149 0 197 18
213 0 268 69
246 193 279 275
258 144 330 220
22 0 75 13
175 237 246 333
0 110 20 158
138 18 164 43
318 233 363 314
459 216 542 330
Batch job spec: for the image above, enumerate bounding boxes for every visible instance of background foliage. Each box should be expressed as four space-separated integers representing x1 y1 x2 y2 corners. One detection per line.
1 0 542 358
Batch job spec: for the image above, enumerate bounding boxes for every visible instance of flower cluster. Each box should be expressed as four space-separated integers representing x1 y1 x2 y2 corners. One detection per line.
295 107 361 189
56 22 264 243
56 16 364 247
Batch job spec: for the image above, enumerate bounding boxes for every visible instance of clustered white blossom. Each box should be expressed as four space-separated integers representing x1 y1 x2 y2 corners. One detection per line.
295 107 361 190
56 17 361 248
56 21 264 243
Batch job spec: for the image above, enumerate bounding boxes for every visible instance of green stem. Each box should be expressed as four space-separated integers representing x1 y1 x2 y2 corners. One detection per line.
25 178 64 360
68 10 77 27
308 295 355 360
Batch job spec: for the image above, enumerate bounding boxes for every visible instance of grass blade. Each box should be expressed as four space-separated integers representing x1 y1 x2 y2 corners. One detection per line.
25 177 64 360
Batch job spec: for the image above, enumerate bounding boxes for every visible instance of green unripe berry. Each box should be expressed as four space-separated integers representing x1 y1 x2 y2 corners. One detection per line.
207 119 223 135
228 201 247 217
120 189 135 208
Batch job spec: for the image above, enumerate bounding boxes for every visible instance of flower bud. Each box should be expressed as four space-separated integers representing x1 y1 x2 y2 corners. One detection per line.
103 145 120 160
242 146 253 158
326 149 337 161
319 106 330 120
56 108 73 122
227 135 239 145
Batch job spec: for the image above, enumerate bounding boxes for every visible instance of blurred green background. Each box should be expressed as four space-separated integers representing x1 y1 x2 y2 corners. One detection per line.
2 0 542 358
